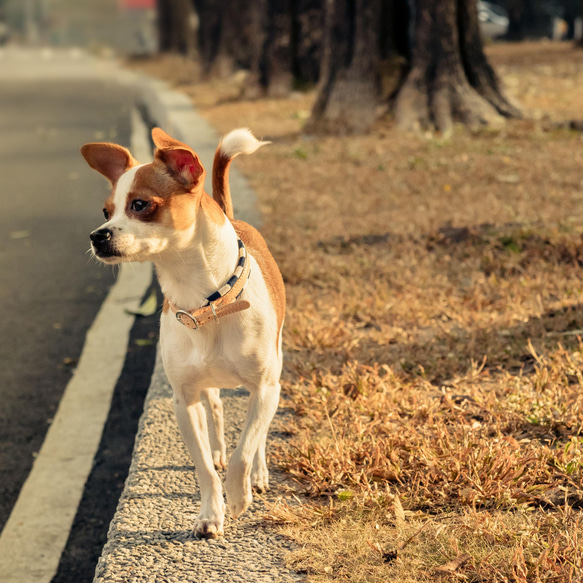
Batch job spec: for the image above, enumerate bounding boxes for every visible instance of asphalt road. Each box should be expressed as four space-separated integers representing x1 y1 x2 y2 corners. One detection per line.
0 78 133 531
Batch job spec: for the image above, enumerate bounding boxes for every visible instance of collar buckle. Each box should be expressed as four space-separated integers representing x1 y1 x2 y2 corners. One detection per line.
176 310 200 329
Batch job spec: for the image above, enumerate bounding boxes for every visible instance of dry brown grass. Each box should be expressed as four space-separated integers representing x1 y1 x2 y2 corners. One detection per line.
129 42 583 581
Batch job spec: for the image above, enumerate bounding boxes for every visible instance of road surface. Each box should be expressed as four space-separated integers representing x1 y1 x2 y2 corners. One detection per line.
0 51 158 582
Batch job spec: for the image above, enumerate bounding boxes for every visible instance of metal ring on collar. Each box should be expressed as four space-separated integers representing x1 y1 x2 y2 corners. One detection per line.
176 310 200 329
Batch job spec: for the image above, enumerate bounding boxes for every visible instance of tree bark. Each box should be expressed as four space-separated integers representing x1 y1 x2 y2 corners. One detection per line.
394 0 518 136
262 0 294 96
243 0 301 98
577 0 583 47
291 0 324 87
157 0 197 56
505 0 528 41
194 0 255 77
379 0 410 100
305 0 382 134
458 0 522 118
194 0 222 74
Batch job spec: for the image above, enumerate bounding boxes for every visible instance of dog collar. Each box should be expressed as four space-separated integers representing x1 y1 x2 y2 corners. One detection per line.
168 238 251 330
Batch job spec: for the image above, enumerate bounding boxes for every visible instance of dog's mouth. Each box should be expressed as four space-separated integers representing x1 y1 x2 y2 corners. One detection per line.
92 245 123 262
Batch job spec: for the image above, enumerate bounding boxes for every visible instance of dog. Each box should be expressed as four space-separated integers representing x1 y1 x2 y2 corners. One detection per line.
81 127 285 538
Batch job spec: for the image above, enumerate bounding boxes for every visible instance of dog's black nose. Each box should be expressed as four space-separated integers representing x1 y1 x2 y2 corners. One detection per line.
90 228 112 244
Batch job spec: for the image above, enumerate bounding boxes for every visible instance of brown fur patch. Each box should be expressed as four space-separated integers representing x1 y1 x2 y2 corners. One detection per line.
151 127 191 151
125 162 201 230
201 192 227 226
231 219 286 350
81 142 138 184
212 151 234 219
104 196 116 221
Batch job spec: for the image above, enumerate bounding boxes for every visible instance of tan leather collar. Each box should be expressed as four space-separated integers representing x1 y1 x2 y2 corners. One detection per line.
168 238 251 330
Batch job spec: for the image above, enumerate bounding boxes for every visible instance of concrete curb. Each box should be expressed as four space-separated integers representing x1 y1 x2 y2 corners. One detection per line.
92 73 302 582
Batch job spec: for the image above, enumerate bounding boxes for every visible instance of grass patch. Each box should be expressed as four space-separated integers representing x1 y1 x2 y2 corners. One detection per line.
129 42 583 581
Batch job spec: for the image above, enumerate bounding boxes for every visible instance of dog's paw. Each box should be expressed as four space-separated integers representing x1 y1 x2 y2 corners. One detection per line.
212 448 227 470
193 515 224 539
251 465 269 493
225 472 252 519
193 495 225 539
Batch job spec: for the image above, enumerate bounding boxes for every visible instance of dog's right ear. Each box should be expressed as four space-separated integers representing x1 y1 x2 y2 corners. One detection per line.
151 127 204 189
80 143 137 184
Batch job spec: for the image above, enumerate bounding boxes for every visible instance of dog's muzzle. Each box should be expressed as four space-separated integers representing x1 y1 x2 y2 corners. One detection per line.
90 228 117 257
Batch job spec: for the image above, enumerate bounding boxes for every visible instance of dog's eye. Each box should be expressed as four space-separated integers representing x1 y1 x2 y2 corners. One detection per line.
103 208 109 220
131 199 149 212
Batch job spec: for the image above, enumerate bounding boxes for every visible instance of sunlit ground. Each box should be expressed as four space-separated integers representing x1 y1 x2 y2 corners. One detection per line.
131 42 583 581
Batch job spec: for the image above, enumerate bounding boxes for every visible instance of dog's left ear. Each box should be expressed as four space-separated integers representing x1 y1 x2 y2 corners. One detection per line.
152 127 204 189
80 142 137 184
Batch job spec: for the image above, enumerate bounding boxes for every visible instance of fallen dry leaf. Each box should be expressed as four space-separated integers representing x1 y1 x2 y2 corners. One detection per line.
435 553 472 574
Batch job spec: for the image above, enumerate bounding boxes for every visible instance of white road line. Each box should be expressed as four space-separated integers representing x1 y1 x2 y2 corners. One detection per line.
0 108 153 583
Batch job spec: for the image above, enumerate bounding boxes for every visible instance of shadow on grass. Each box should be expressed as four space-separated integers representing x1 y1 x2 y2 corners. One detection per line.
314 222 583 385
346 302 583 387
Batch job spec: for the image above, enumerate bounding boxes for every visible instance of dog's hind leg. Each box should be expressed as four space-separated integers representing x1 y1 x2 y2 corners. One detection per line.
251 432 269 492
225 382 280 518
172 393 225 538
201 387 227 470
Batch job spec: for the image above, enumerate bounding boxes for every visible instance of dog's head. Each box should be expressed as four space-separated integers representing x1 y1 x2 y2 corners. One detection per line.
81 128 206 264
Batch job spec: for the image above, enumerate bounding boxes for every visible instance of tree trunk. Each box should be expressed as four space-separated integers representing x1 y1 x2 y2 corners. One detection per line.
291 0 324 87
242 0 268 97
262 0 294 97
242 0 297 98
305 0 382 134
458 0 522 118
158 0 173 52
195 0 254 77
194 0 223 74
193 0 321 97
505 0 528 40
577 0 583 47
379 0 410 100
563 0 578 41
157 0 197 56
394 0 518 136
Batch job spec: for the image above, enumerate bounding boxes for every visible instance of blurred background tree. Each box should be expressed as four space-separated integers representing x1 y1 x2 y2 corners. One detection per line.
164 0 525 134
2 0 580 134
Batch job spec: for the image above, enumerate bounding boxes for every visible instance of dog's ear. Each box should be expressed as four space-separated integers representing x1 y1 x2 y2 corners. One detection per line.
81 143 137 184
152 127 204 189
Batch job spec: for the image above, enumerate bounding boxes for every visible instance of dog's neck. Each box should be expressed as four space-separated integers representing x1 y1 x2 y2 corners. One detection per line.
154 197 240 311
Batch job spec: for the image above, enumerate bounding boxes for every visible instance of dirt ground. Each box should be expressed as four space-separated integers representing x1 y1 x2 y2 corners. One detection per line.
130 42 583 582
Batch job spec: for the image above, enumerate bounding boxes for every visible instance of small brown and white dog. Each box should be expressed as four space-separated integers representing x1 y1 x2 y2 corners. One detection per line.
81 127 285 538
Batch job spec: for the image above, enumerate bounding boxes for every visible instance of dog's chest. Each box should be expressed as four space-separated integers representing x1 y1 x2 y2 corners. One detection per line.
160 313 249 389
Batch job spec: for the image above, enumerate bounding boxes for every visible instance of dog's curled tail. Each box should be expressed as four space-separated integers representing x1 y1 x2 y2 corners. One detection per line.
212 128 270 219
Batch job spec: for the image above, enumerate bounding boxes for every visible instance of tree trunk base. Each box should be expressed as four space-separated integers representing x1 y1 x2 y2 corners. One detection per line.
266 72 294 98
394 71 504 137
305 78 379 134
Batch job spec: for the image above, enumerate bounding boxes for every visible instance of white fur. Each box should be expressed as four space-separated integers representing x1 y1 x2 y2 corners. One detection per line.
90 153 283 539
219 128 270 159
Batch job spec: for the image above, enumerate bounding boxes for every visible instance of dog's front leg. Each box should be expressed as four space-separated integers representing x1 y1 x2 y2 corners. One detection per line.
225 382 280 518
172 393 225 538
201 388 227 469
251 432 269 492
